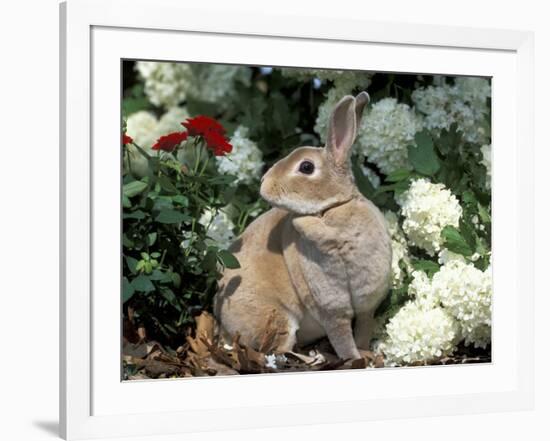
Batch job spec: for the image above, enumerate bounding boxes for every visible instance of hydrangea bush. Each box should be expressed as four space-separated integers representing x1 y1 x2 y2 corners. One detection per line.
122 62 492 364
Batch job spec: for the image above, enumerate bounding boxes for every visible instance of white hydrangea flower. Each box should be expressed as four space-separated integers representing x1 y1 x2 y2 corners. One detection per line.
379 301 460 365
126 110 159 149
437 248 466 265
187 64 251 103
264 353 287 369
264 354 278 369
216 126 264 185
124 107 190 177
432 260 492 348
314 73 371 143
397 178 462 256
155 106 190 136
198 208 235 250
480 144 492 189
136 62 193 108
408 270 439 309
136 62 251 109
124 111 159 177
126 107 189 148
406 258 492 349
384 211 411 289
455 77 492 104
412 77 491 144
355 98 424 175
281 68 369 84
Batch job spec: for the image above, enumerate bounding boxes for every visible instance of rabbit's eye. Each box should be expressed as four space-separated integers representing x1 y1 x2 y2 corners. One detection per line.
298 160 315 175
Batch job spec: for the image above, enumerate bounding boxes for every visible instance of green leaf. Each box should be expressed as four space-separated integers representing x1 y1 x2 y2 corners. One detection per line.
125 256 139 274
122 277 135 303
385 168 411 183
130 274 155 293
170 272 181 288
351 159 376 199
123 180 148 198
149 269 166 281
153 197 173 212
222 186 237 205
123 96 151 116
411 259 440 278
123 210 146 220
375 286 408 318
155 209 189 224
435 123 460 156
147 232 157 246
122 234 134 248
461 190 477 208
201 248 218 272
374 180 410 196
172 195 189 207
122 195 132 208
217 249 241 269
122 84 151 116
158 175 178 193
441 225 473 256
459 219 477 252
185 97 220 118
478 203 491 224
208 175 238 185
408 131 440 176
160 288 182 311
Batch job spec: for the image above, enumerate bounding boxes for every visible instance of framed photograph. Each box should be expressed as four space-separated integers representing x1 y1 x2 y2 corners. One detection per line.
60 0 534 439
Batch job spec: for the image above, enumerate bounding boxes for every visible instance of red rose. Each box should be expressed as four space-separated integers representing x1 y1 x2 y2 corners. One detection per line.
203 130 233 156
122 134 133 145
182 115 226 137
152 131 188 152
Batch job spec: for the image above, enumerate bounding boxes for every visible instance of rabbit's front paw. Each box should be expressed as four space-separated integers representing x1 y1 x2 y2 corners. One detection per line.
292 215 322 235
292 215 341 250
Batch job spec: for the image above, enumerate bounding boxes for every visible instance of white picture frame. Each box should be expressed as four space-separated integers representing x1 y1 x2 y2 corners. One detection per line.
60 0 534 439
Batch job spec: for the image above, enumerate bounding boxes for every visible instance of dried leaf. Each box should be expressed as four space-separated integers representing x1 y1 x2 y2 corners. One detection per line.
245 346 266 367
187 312 217 356
359 350 376 362
122 340 161 359
203 358 239 376
287 350 326 366
200 337 236 368
258 310 279 354
374 354 385 368
137 326 147 341
195 311 216 339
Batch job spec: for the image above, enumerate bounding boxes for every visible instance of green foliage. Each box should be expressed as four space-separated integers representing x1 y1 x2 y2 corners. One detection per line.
122 83 151 116
441 225 474 257
122 63 492 350
375 285 409 319
122 140 241 345
411 259 440 278
408 130 441 176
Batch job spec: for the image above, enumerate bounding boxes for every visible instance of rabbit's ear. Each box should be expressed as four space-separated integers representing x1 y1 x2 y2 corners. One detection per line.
354 91 370 128
326 95 358 168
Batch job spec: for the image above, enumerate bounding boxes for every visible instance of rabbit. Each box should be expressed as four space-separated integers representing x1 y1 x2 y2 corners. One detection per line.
214 92 392 360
